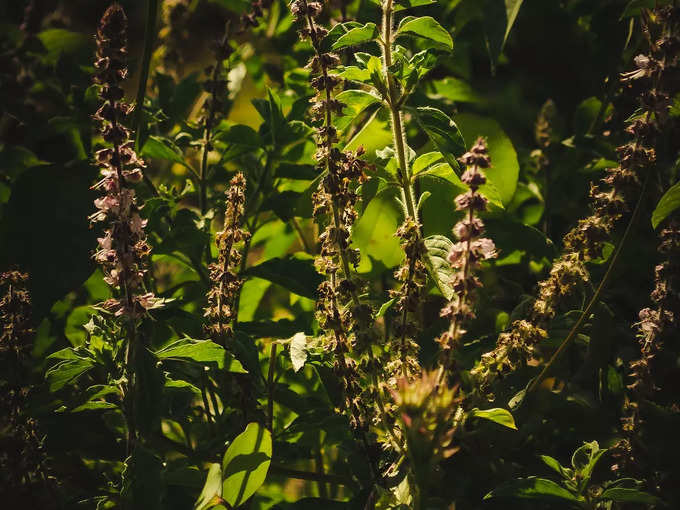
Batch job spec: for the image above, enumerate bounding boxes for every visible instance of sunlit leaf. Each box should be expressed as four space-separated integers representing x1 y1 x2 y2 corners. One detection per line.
222 422 272 507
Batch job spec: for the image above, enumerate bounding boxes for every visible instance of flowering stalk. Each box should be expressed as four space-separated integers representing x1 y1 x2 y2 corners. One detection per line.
205 173 250 343
91 3 158 454
436 138 497 381
472 6 678 393
379 0 427 381
199 26 233 217
159 0 191 76
0 271 52 496
290 0 373 433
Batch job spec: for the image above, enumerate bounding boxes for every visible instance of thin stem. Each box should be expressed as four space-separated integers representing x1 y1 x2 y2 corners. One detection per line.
267 343 277 432
134 0 159 196
526 175 649 395
290 217 313 253
269 464 354 486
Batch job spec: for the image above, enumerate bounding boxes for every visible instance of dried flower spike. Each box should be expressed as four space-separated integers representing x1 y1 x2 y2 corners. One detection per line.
205 173 250 342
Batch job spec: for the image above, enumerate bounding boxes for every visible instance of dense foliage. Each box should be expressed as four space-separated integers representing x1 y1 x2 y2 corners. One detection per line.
1 0 679 508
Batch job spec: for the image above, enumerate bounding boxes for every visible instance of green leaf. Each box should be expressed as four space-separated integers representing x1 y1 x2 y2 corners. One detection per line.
194 463 223 510
142 135 190 168
334 89 381 132
155 338 246 373
454 113 519 206
45 358 95 392
222 422 272 508
376 298 397 318
394 0 436 10
599 487 661 504
484 477 583 503
423 235 454 300
345 108 394 160
469 408 518 430
289 332 308 373
504 0 524 43
353 187 403 272
246 253 322 299
652 181 680 229
483 0 525 71
620 0 672 19
540 455 574 480
396 16 453 49
413 107 466 171
37 28 90 64
0 162 97 319
431 78 483 104
571 441 606 487
331 23 379 50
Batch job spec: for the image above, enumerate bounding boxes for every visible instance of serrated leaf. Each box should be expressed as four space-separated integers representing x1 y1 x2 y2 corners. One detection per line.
335 89 381 131
652 181 680 228
155 338 246 373
289 332 308 372
469 408 518 430
397 16 453 49
484 477 583 503
331 23 379 50
413 107 466 171
423 235 454 300
45 358 95 392
222 422 272 507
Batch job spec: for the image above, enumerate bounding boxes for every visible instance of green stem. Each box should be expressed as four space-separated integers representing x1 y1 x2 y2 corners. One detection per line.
526 176 649 395
267 343 277 432
134 0 159 196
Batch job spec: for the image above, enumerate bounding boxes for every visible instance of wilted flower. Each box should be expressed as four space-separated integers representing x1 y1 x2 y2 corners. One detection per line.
205 173 250 342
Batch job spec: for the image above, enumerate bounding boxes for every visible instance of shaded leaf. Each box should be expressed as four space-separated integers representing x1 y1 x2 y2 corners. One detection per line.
194 463 223 510
651 181 680 229
484 477 583 503
222 422 272 507
155 338 246 373
246 253 322 299
599 488 661 504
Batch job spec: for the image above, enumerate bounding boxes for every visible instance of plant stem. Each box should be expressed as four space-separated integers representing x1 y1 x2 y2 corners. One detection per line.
134 0 159 196
526 175 649 395
381 0 418 222
267 343 277 432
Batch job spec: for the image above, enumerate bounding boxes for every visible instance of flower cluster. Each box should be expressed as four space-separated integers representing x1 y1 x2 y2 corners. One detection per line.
291 0 373 431
436 138 496 375
91 4 157 318
626 222 680 404
241 0 274 30
471 6 680 392
391 371 461 479
387 217 427 382
0 271 52 498
205 173 250 342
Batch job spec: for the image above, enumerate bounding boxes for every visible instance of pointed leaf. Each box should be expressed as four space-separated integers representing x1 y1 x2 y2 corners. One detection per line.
469 408 518 430
397 16 453 49
599 488 661 504
222 422 272 507
484 477 583 503
652 181 680 228
423 235 454 300
245 253 322 299
155 338 246 373
194 463 223 510
331 23 379 50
